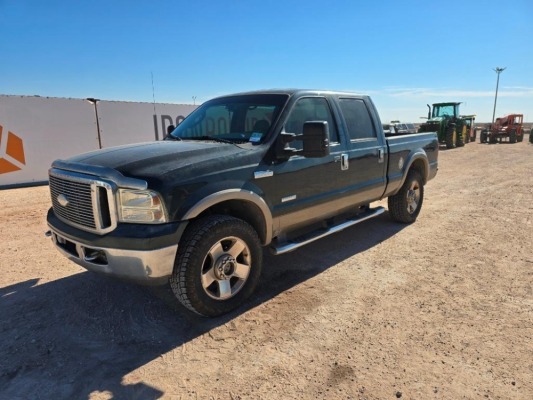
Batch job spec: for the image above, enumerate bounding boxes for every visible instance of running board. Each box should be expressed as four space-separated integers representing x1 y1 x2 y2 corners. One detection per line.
270 206 385 255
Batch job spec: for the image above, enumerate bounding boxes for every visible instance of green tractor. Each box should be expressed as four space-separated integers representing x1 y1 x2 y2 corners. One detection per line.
418 102 466 149
460 115 477 143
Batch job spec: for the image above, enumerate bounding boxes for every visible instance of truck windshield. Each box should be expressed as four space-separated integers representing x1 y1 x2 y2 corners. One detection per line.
169 94 288 144
433 105 456 118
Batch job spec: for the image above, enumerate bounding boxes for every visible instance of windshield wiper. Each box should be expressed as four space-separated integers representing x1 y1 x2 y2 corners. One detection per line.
183 136 235 144
164 135 181 141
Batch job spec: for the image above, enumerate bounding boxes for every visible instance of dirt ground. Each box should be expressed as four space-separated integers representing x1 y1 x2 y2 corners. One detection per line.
1 137 532 400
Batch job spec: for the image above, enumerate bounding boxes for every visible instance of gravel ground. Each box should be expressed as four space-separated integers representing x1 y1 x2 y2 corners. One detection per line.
1 136 532 399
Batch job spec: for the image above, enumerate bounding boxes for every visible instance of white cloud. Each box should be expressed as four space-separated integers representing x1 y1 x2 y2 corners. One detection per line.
376 87 533 98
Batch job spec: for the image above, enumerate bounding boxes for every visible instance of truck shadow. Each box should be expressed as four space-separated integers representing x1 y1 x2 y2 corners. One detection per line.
0 212 405 399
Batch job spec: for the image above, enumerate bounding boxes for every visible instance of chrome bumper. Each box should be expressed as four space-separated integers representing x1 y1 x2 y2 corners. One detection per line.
48 228 178 285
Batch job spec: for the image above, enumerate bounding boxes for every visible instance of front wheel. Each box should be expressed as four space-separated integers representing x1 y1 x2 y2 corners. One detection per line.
170 215 263 317
388 170 424 223
509 129 517 144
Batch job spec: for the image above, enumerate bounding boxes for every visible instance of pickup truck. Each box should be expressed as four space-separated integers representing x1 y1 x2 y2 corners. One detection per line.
46 89 438 317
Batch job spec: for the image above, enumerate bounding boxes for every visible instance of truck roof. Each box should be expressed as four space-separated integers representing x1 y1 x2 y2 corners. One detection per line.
212 89 370 99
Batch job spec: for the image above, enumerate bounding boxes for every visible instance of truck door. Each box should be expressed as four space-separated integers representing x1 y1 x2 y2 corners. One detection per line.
256 96 351 233
336 97 387 203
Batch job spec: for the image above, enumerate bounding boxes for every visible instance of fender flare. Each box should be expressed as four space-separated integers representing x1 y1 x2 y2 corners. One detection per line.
399 151 430 187
181 189 273 245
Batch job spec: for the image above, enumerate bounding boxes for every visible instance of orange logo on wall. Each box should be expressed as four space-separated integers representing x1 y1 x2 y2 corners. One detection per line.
0 125 26 174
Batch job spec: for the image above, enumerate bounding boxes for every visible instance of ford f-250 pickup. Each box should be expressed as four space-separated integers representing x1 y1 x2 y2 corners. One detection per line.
46 90 438 317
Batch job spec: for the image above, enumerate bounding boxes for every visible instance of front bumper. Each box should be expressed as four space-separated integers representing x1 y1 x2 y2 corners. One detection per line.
47 209 187 285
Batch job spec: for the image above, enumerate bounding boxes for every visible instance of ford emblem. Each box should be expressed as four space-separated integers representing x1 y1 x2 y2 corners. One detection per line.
58 194 70 207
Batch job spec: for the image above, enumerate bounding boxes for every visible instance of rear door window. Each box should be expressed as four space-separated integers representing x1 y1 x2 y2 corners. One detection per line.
338 98 376 141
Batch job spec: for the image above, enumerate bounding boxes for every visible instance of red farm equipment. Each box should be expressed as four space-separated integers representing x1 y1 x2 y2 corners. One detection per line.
480 114 524 144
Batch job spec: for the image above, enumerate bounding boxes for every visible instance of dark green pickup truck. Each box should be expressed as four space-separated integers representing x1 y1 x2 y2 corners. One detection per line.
46 89 438 316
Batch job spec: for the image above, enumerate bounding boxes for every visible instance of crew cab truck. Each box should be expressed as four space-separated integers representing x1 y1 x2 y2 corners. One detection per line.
46 90 438 317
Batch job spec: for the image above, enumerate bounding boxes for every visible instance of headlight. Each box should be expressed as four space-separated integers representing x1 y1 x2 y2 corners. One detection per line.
117 189 168 223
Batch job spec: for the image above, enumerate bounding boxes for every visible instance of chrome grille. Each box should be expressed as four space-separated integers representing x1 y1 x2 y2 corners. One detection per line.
50 175 96 229
49 169 117 234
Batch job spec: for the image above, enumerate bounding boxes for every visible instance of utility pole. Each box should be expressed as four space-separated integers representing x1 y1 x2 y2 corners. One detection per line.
492 67 506 124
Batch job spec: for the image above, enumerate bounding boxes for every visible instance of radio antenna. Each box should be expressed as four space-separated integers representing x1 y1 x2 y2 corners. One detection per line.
151 71 157 115
151 72 160 140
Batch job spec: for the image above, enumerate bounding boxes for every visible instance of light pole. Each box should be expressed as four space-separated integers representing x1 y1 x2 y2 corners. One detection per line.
491 67 506 124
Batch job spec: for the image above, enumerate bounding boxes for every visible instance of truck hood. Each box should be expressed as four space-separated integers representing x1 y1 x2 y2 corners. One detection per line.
67 140 252 180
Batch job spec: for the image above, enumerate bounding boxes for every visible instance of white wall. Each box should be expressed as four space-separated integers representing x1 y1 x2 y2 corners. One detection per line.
97 100 197 147
0 96 99 187
0 95 197 188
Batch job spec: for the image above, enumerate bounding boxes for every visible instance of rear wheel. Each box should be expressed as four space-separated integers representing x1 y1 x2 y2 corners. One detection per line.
445 126 455 149
388 170 424 223
456 131 465 147
170 215 262 317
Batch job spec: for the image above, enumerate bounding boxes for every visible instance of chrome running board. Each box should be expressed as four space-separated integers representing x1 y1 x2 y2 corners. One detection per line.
270 206 385 255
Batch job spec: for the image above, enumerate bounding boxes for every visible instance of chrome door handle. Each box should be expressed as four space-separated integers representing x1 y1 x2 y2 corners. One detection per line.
378 149 384 163
340 153 349 170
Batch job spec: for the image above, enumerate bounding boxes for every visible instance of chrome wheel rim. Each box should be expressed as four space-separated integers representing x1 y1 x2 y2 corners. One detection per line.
201 236 251 300
406 180 421 214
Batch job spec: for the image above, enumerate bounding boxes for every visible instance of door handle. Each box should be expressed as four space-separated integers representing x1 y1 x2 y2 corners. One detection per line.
340 153 349 170
334 154 349 170
378 149 384 163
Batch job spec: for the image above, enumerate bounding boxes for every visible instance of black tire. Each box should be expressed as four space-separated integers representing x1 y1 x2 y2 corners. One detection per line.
530 132 533 144
456 131 465 147
388 170 424 224
517 133 523 142
169 215 262 317
445 125 455 149
480 131 487 143
509 129 517 144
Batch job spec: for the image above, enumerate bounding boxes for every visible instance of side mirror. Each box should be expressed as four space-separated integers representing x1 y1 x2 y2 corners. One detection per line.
277 121 330 159
301 121 330 158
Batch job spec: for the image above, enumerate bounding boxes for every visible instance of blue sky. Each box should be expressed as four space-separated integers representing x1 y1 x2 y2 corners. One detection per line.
1 0 532 122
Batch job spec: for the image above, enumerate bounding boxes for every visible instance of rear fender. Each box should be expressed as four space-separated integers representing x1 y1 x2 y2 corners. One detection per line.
393 150 430 194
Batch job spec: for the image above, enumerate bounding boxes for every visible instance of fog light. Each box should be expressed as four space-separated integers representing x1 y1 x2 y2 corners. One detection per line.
83 248 108 265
